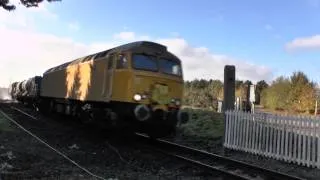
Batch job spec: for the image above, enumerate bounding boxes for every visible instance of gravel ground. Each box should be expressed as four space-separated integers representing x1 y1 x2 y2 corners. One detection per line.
0 102 221 180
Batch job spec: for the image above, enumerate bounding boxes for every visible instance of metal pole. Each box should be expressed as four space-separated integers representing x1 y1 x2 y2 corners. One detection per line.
251 102 255 114
223 65 235 112
315 100 318 116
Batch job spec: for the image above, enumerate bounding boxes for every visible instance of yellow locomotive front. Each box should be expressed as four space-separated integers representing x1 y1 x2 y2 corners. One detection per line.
111 42 189 137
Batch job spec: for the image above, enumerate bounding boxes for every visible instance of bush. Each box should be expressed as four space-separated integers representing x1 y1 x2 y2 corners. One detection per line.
177 108 224 139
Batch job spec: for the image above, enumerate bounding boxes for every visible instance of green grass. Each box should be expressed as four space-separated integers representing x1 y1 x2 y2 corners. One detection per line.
178 108 225 139
0 112 12 132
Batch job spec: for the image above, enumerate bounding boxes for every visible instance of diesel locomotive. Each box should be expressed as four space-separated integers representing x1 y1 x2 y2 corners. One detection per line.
9 41 189 138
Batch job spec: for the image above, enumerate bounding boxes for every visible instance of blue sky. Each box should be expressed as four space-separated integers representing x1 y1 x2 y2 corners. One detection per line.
1 0 320 86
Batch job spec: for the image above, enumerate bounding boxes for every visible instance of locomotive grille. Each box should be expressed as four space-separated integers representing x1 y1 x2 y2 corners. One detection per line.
151 84 170 104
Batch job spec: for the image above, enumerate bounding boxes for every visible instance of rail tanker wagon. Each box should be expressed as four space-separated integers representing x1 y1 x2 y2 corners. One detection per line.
8 82 18 100
11 82 20 100
13 77 41 104
39 41 189 137
23 76 42 104
15 81 25 102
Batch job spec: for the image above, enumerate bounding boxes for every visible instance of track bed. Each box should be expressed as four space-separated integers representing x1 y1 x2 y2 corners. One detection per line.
0 102 221 179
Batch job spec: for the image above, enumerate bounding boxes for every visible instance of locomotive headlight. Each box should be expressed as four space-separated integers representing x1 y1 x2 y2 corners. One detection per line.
133 94 142 101
175 99 181 106
171 98 181 106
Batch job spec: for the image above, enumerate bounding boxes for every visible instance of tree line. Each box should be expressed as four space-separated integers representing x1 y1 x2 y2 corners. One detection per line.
261 71 319 114
183 71 319 114
183 78 268 110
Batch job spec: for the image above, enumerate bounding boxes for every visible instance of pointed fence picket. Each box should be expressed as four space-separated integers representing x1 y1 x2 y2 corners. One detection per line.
224 110 320 168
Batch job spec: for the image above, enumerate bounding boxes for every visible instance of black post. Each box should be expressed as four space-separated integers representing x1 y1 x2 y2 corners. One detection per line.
223 65 235 112
222 65 235 152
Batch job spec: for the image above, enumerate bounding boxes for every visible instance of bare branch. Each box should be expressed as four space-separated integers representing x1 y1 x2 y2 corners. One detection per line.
0 0 61 11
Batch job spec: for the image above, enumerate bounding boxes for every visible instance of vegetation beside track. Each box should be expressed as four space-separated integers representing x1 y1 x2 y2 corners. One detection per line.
177 108 224 139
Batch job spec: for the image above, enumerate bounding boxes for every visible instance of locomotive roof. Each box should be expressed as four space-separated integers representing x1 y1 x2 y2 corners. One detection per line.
44 41 179 74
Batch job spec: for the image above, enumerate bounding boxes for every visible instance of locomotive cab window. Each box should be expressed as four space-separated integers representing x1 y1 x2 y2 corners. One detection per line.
132 54 158 71
116 54 128 69
159 58 182 76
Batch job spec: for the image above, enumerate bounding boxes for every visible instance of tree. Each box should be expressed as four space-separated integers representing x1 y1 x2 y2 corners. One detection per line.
261 76 291 110
183 79 224 110
288 71 316 113
235 80 243 89
244 80 252 86
255 80 269 104
1 0 61 11
260 71 317 114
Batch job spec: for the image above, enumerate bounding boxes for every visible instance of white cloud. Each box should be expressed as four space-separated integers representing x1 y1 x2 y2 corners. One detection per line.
156 38 273 83
0 26 89 86
113 31 150 41
68 22 80 31
113 32 135 41
0 6 273 87
285 35 320 51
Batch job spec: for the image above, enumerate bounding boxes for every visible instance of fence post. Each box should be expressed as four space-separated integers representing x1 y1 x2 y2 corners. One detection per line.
223 65 235 112
222 65 235 154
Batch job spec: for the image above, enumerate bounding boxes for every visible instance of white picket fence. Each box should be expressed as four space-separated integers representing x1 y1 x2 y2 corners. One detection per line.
224 110 320 168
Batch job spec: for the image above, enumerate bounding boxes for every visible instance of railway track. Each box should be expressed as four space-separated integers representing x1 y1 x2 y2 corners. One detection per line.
0 102 225 179
135 133 305 180
0 101 306 180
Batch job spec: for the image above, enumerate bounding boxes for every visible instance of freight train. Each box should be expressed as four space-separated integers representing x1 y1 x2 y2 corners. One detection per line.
9 41 189 138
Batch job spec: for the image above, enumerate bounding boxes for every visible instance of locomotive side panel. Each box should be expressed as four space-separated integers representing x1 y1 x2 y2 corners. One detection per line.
110 52 132 103
83 58 110 102
41 58 113 103
64 61 91 101
111 70 132 102
41 68 67 99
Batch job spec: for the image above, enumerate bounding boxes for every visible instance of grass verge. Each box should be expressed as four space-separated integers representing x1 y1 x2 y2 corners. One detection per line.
177 108 224 139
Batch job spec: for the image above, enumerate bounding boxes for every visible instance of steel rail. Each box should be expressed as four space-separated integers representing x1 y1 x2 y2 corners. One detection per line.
0 105 108 180
135 133 305 180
